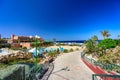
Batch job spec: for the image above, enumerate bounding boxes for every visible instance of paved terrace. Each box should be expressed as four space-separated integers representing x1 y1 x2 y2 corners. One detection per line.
48 51 94 80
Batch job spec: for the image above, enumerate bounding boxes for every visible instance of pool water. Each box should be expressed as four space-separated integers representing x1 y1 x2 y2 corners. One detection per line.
0 50 11 56
29 47 64 56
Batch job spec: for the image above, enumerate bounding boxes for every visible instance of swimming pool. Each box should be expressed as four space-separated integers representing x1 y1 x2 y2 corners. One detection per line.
0 50 11 56
28 47 64 56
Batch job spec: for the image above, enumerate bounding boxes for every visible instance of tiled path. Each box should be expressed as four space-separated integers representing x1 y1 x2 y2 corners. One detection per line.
48 51 94 80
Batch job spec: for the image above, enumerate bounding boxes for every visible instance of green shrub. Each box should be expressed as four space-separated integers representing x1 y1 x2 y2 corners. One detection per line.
10 48 18 50
47 52 56 57
24 58 43 63
85 39 96 53
113 67 120 73
69 48 74 52
0 63 9 69
98 38 116 49
98 53 114 64
76 48 79 51
115 39 120 46
22 47 27 49
63 49 69 53
25 52 33 59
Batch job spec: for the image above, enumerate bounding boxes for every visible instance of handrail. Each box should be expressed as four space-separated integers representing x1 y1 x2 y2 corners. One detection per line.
81 52 120 73
81 52 120 80
92 74 120 80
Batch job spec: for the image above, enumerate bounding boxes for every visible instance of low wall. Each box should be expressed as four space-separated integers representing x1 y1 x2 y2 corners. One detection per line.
41 62 54 80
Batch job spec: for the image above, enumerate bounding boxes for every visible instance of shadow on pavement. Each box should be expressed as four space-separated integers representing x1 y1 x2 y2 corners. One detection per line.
52 66 70 74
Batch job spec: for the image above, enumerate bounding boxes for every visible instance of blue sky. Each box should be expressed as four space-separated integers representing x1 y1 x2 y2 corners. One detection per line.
0 0 120 40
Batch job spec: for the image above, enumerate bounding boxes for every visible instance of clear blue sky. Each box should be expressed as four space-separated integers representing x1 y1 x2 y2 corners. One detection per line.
0 0 120 40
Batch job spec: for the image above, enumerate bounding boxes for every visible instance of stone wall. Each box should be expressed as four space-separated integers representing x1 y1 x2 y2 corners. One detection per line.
0 52 32 63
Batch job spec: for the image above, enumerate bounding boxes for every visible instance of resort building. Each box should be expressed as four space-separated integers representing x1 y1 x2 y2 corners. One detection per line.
10 34 43 49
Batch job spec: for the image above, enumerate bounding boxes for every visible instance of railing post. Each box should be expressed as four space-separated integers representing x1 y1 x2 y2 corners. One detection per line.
109 64 112 71
81 52 83 58
92 74 94 80
91 58 95 64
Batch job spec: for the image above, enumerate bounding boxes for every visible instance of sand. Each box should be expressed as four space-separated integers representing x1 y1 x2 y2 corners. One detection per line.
47 45 83 50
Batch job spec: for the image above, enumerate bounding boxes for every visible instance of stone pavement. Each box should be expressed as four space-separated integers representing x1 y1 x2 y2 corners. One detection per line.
48 51 94 80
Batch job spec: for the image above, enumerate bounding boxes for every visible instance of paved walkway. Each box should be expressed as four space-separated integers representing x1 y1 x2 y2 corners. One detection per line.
48 51 94 80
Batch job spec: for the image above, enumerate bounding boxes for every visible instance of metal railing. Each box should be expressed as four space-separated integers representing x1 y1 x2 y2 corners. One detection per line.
81 52 120 73
92 74 120 80
81 52 120 80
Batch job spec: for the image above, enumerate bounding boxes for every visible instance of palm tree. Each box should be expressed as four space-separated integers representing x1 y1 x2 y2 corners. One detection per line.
85 39 96 53
91 35 99 57
106 34 111 38
53 38 56 45
117 35 120 40
92 35 98 41
101 30 111 39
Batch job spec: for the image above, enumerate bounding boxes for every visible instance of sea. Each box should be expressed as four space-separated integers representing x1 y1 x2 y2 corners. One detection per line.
56 40 86 44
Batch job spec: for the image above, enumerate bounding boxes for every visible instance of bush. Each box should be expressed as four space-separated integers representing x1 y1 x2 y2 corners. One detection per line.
63 49 69 53
47 52 56 57
25 52 33 59
10 48 18 50
98 52 115 64
0 63 8 69
69 48 74 52
76 48 79 51
0 44 11 49
22 47 27 49
25 58 43 63
98 38 116 49
85 39 96 53
115 39 120 46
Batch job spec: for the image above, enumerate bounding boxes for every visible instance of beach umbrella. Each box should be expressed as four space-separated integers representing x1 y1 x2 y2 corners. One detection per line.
59 47 64 51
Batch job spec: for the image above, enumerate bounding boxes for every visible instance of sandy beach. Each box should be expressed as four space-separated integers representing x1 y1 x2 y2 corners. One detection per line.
47 45 83 50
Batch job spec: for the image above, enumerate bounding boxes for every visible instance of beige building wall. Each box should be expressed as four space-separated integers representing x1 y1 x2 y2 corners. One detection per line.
20 43 32 49
10 34 43 49
13 36 19 40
